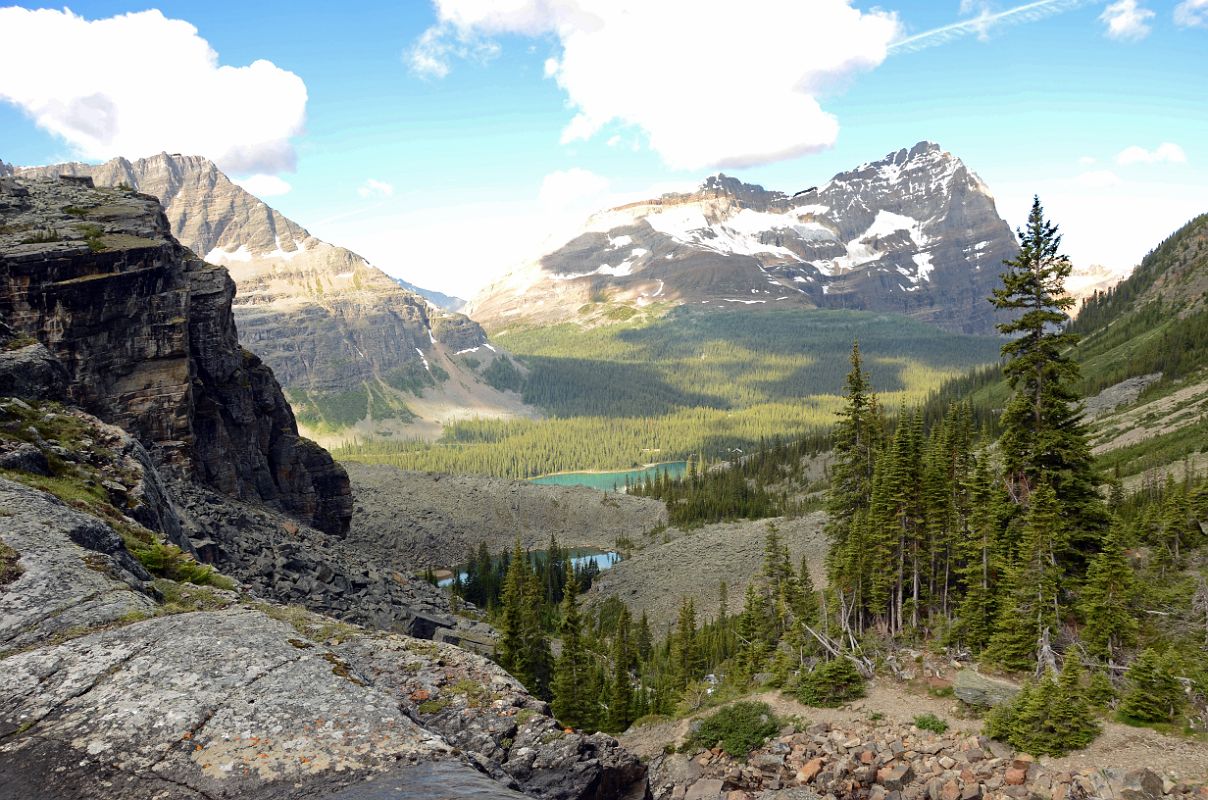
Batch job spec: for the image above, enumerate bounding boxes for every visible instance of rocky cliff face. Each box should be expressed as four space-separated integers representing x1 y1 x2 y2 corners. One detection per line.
0 174 352 534
469 142 1020 335
16 154 534 440
0 178 648 798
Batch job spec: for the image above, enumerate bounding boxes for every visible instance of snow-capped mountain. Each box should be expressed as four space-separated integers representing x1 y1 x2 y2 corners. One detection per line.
469 141 1020 334
15 154 533 439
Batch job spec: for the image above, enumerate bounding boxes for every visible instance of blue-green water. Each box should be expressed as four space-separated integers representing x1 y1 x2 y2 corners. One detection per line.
529 461 688 491
438 547 618 587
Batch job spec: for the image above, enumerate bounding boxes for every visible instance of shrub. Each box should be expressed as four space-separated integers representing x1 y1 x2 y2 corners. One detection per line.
1119 649 1184 724
796 658 866 708
984 661 1099 756
683 701 779 758
914 713 949 734
1086 670 1117 710
0 540 22 586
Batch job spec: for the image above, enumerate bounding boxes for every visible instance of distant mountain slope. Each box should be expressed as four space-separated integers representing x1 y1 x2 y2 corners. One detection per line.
396 277 466 312
14 154 535 442
936 213 1208 481
469 141 1021 335
1070 213 1208 393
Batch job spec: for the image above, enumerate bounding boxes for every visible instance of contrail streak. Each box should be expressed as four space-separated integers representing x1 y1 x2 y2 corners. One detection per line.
889 0 1102 54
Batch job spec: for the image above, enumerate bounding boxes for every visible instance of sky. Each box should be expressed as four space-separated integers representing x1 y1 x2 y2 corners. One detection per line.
0 0 1205 300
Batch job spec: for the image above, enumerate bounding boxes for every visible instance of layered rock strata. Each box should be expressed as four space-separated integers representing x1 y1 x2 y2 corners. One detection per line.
0 174 352 534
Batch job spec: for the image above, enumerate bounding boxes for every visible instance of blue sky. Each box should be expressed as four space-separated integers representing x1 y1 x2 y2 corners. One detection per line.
1 1 1204 298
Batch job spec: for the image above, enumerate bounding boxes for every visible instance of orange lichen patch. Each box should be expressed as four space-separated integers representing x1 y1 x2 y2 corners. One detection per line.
411 690 430 702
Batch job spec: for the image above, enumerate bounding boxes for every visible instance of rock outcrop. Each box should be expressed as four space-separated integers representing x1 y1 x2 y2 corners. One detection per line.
469 142 1021 335
15 154 535 440
0 174 351 534
0 477 647 800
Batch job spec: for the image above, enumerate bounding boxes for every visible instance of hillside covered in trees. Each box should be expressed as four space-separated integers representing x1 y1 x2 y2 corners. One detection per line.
455 200 1208 760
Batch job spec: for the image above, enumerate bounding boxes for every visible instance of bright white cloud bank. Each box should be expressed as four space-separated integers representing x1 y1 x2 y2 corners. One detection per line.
411 0 899 170
0 7 307 175
1116 142 1187 165
1100 0 1155 39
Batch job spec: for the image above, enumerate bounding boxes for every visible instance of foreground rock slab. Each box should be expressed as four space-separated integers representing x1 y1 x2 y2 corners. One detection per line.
0 477 647 800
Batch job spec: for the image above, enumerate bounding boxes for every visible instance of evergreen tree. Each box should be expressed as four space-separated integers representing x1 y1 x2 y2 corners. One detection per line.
990 196 1105 546
497 539 531 683
606 608 634 733
953 455 1001 651
1119 649 1184 723
496 538 553 698
984 482 1063 672
1049 659 1100 750
636 611 653 663
827 341 882 624
985 663 1098 756
551 575 591 729
670 597 700 688
1078 530 1138 660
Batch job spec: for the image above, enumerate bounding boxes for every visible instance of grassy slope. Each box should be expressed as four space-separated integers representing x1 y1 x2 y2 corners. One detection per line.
336 308 1001 478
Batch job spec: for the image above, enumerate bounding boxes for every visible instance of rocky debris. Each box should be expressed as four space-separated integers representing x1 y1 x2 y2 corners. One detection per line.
0 390 487 650
952 670 1020 709
171 478 494 645
469 141 1019 335
0 175 352 535
0 473 649 800
649 719 1206 800
344 462 668 571
18 154 534 440
585 513 827 630
1084 373 1163 420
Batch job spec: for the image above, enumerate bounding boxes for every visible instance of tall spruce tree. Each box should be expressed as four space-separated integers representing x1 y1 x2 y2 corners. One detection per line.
606 607 634 733
551 574 591 729
498 539 532 683
826 341 882 626
990 197 1105 548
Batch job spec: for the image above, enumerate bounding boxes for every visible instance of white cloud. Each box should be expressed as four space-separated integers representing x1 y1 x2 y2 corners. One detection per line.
0 8 307 175
357 179 396 198
1100 0 1155 40
407 20 500 78
414 0 899 170
1174 0 1208 27
1116 142 1188 165
1076 169 1122 188
538 168 610 208
233 174 292 197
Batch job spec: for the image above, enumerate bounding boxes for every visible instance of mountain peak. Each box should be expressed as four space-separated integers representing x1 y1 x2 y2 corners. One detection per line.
471 141 1018 335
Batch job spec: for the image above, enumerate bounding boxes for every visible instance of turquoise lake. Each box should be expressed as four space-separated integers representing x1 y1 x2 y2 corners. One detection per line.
528 461 688 491
438 547 618 586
